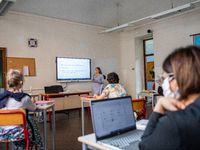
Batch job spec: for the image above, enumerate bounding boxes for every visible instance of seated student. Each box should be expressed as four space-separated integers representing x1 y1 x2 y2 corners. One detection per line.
0 69 44 150
94 72 127 99
139 45 200 150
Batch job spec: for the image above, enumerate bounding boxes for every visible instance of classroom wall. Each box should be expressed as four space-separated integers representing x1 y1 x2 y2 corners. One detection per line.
118 9 200 98
0 11 120 94
1 9 200 97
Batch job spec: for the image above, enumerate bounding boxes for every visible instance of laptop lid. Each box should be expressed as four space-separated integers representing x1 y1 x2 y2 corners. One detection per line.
90 96 136 141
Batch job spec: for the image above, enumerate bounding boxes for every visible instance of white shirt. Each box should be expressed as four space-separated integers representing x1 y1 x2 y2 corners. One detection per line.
0 95 36 130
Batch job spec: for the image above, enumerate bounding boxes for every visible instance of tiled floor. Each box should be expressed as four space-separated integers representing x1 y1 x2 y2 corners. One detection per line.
0 108 93 150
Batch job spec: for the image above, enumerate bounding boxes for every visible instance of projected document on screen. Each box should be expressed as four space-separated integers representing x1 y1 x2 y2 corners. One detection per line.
56 57 91 81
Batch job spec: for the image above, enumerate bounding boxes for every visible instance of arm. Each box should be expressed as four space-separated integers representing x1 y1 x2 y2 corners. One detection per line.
91 73 95 82
139 112 180 150
139 97 186 150
24 96 36 111
94 92 106 99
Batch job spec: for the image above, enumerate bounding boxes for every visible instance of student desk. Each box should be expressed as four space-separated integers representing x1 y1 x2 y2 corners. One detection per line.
137 93 160 108
78 120 147 150
32 103 56 150
80 97 97 136
78 133 111 150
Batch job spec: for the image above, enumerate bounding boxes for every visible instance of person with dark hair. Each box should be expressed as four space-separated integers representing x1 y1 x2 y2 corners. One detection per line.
94 72 127 99
139 45 200 150
91 67 104 95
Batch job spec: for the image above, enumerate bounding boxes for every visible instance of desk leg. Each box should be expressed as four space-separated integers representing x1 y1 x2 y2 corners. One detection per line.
137 94 139 99
152 95 154 109
82 100 84 136
52 106 56 150
43 110 47 150
82 143 88 150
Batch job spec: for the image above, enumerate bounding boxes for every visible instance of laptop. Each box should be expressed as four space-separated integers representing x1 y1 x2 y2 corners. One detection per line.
90 96 143 150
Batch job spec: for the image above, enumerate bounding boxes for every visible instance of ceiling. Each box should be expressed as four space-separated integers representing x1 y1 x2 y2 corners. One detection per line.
10 0 197 28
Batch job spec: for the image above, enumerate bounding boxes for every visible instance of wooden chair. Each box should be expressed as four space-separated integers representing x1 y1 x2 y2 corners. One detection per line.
0 109 36 150
132 98 146 120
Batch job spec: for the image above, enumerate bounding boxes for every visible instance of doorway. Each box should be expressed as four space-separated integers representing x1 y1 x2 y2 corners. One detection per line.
0 47 7 90
143 39 154 91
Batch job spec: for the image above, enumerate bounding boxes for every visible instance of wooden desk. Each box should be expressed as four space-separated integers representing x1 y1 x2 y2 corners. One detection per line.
40 91 91 122
137 93 160 108
40 91 91 100
32 103 56 150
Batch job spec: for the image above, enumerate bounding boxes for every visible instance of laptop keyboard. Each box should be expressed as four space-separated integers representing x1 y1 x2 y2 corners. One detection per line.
103 132 143 149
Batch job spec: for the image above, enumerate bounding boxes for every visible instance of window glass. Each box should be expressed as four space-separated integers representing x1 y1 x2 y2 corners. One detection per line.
146 55 154 62
145 39 154 55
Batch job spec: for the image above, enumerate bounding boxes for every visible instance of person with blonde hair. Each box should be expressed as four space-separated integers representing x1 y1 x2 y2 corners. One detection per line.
139 45 200 150
0 69 44 150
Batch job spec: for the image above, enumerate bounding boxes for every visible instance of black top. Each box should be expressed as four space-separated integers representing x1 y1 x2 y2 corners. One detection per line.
157 86 163 96
139 96 200 150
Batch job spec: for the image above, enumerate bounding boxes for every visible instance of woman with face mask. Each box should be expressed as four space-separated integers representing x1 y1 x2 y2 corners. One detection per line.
139 45 200 150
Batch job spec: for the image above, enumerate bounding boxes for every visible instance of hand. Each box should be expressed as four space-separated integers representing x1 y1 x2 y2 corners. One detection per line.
94 94 99 98
98 81 101 83
154 97 185 114
31 97 36 103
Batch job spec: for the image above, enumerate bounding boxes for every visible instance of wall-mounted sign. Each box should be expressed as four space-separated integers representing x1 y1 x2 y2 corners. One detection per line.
28 38 38 47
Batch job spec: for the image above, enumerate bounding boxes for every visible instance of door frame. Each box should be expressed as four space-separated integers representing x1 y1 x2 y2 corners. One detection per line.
0 47 7 89
143 38 153 90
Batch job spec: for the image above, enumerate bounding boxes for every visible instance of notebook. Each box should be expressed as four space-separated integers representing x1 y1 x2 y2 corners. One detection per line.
35 100 54 106
90 96 144 150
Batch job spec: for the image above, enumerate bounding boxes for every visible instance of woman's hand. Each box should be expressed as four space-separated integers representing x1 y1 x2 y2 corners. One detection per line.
31 97 36 103
154 97 185 114
94 94 98 98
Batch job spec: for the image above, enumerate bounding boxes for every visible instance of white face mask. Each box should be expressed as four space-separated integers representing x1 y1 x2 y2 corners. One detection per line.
162 77 180 99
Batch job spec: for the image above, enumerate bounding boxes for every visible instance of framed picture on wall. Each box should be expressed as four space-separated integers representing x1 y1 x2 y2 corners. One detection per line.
193 34 200 46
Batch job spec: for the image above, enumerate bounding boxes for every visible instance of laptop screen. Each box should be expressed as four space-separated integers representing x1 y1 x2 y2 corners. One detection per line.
90 96 136 140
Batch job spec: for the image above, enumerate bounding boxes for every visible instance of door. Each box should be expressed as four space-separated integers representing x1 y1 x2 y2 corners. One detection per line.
0 47 7 90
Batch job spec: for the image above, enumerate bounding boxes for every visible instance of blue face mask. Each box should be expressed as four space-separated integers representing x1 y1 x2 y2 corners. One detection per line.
162 77 180 99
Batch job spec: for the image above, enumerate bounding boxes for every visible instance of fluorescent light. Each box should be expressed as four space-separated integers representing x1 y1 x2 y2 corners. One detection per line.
99 1 200 33
99 23 131 33
151 3 195 20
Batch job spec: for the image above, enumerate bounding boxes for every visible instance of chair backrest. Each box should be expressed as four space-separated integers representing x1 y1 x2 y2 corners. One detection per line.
44 85 63 94
0 109 26 126
132 98 146 119
132 98 145 111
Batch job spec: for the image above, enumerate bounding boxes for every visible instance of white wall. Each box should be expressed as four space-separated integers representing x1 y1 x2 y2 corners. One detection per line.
1 9 200 97
0 11 120 94
119 9 200 98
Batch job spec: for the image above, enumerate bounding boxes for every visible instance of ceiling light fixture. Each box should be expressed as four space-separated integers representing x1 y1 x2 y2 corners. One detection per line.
99 0 200 33
99 23 132 33
151 3 195 20
0 0 16 16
